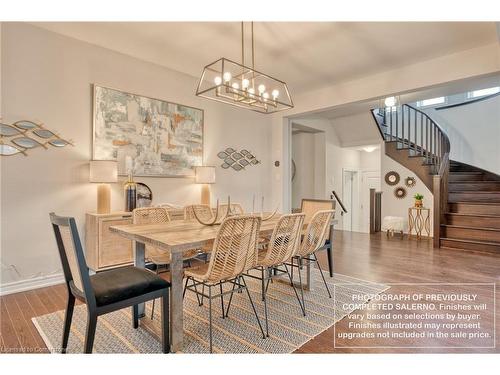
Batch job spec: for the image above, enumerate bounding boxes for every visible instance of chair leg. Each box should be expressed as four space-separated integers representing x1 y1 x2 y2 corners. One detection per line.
262 268 269 337
314 253 332 298
224 278 238 318
161 289 170 353
151 267 160 320
183 276 190 299
241 276 266 339
151 299 156 320
84 312 97 354
326 243 334 277
284 263 306 316
219 282 225 319
208 285 213 353
61 293 75 353
261 267 266 301
297 258 307 316
132 305 139 329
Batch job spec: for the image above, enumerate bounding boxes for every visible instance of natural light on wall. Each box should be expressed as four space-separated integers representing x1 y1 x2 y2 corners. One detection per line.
467 86 500 99
417 96 445 107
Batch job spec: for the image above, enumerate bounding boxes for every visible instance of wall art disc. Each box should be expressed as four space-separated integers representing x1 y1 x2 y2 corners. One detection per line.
405 176 416 188
385 171 400 186
394 186 407 199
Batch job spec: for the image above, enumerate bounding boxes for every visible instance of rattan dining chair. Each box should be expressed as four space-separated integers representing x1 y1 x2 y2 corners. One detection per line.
49 213 170 353
289 209 335 316
133 207 198 319
217 203 244 218
183 215 265 353
300 199 336 277
240 213 306 336
184 204 214 221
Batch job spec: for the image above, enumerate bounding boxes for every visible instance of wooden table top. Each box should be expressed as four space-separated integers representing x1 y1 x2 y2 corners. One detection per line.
110 215 283 253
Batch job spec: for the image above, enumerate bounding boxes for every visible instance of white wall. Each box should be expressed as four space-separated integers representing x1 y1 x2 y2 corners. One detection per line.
0 23 273 290
424 95 500 175
291 132 315 209
381 146 434 236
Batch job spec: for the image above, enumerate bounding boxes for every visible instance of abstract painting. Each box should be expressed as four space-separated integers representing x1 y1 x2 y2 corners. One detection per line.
93 85 203 177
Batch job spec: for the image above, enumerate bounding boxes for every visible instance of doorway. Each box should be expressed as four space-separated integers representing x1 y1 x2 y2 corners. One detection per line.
360 170 382 233
342 169 359 232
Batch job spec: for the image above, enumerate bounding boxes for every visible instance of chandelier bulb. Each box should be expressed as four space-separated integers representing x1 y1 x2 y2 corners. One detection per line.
272 89 279 99
258 84 266 94
232 82 240 92
214 76 222 86
223 72 232 82
263 92 270 101
242 78 250 89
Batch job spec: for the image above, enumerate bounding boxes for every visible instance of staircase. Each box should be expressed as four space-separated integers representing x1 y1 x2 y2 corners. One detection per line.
442 160 500 254
372 104 500 254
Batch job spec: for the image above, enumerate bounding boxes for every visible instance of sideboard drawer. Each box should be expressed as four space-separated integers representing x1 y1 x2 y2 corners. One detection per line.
98 217 133 269
86 212 133 272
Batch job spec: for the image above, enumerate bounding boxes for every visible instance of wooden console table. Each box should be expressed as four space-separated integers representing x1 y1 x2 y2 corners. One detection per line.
408 207 430 239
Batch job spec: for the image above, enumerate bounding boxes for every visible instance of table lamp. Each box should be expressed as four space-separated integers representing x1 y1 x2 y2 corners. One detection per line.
89 160 118 214
195 166 216 205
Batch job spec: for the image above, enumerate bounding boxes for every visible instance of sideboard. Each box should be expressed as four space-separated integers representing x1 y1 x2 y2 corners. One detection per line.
85 208 185 271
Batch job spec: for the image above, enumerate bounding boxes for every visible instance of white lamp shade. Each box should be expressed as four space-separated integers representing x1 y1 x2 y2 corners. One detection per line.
89 160 118 183
195 166 216 184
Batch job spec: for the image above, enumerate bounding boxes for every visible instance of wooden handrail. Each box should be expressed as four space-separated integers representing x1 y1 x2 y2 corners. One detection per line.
331 190 348 214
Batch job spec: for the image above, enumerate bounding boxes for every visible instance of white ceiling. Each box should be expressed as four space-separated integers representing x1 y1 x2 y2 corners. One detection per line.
33 22 498 93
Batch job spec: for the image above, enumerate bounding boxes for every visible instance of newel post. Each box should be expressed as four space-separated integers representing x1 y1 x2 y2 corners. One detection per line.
432 175 442 248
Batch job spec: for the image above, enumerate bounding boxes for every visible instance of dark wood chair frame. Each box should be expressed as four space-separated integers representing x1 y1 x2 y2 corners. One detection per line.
50 213 170 354
299 198 336 277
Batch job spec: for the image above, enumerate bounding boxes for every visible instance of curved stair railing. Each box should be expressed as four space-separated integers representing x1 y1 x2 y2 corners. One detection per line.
371 103 451 247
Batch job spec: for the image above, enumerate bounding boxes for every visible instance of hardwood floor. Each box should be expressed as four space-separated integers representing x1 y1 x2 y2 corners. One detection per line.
1 230 499 353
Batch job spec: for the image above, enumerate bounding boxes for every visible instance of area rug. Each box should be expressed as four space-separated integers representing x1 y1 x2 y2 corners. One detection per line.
32 271 388 353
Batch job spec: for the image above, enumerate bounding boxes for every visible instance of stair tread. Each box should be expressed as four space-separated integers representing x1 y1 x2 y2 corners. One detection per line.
441 224 500 232
445 212 500 218
451 201 500 205
440 237 500 246
450 191 500 194
449 181 499 183
449 171 483 175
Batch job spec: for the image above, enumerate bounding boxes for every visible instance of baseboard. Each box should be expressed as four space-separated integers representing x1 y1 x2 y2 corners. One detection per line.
0 273 65 296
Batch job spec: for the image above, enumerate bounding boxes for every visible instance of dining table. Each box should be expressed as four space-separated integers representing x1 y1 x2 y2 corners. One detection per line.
110 214 337 352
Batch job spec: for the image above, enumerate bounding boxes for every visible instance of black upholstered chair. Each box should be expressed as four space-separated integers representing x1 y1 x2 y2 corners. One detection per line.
49 213 171 354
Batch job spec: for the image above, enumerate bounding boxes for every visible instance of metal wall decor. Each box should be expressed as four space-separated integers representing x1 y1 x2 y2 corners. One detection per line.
217 147 260 171
196 22 293 114
405 176 417 188
394 187 407 199
0 120 73 156
385 171 400 186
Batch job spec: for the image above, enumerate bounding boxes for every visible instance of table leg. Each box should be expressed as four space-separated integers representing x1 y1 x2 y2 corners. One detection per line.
170 251 184 352
134 241 146 318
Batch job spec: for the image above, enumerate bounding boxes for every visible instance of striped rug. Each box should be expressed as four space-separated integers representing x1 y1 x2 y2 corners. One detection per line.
32 271 388 353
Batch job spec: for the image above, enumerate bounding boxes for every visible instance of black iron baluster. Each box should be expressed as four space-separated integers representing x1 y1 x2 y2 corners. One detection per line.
420 114 424 156
389 108 393 141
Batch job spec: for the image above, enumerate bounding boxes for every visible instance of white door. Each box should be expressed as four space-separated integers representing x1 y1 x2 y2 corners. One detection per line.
360 170 381 233
342 170 359 232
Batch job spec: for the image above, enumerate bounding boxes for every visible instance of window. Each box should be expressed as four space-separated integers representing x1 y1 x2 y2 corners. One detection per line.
417 97 446 108
467 87 500 99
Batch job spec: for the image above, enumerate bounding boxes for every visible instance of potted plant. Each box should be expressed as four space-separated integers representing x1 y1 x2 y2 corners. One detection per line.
414 193 424 208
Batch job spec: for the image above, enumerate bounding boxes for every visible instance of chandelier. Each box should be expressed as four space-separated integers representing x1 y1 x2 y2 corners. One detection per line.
196 22 293 114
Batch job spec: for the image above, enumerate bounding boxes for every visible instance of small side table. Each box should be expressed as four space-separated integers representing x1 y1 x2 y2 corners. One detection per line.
408 207 430 239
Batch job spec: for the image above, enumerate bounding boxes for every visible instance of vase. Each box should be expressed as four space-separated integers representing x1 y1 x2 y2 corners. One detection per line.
124 173 137 212
415 199 423 208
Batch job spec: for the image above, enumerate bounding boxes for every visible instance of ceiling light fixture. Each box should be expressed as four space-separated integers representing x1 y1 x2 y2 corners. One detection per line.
196 22 293 114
